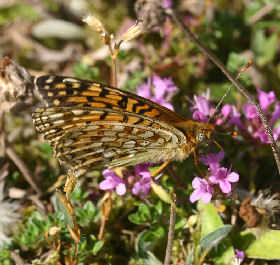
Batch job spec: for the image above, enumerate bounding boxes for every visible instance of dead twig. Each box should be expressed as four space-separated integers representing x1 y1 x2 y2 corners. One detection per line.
0 112 42 195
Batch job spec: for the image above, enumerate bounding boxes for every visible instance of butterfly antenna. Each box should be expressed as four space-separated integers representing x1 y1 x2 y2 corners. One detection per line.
214 128 238 136
208 60 252 122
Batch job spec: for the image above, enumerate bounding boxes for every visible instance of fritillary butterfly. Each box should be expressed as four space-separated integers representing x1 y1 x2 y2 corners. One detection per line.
32 76 214 170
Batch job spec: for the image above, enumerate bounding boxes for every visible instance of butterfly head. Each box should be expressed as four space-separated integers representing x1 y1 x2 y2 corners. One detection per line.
194 122 215 145
175 120 215 146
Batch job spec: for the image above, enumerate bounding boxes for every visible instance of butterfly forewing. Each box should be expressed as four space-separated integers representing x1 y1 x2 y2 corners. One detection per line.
35 75 185 123
33 76 194 169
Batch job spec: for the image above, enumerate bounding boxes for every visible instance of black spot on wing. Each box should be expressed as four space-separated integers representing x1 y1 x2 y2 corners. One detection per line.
86 96 93 102
134 118 144 125
99 87 110 98
100 111 108 120
132 101 145 112
138 105 153 115
117 95 128 109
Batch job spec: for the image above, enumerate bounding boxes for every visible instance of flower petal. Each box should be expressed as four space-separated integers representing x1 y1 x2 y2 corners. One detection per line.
192 177 202 189
201 192 212 204
199 151 225 166
103 169 116 178
193 111 207 122
99 179 115 190
227 172 239 182
221 104 232 119
116 183 126 195
219 179 231 193
208 175 219 184
153 76 166 98
190 189 202 203
137 83 151 98
132 182 140 195
161 102 174 111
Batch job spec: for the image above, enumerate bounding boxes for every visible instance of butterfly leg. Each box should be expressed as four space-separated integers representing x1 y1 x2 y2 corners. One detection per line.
192 146 205 178
98 191 112 240
212 140 224 151
151 160 171 178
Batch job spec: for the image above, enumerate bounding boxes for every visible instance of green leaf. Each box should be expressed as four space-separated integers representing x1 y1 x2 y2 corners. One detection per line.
135 227 165 258
153 200 163 215
92 240 104 255
151 182 173 204
72 62 100 80
83 201 96 216
198 201 234 265
198 201 224 235
200 225 232 250
128 203 151 225
143 251 163 265
232 230 280 259
175 218 186 230
252 29 278 66
39 142 53 159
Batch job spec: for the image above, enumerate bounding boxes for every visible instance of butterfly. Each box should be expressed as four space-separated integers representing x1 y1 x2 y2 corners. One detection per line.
32 75 214 171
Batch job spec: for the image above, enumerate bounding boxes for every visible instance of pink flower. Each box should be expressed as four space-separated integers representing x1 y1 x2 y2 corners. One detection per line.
216 104 233 125
235 249 245 262
190 176 214 204
187 88 213 122
221 104 232 119
193 95 211 117
253 127 269 143
193 111 207 122
137 83 151 98
162 0 173 8
226 105 244 130
137 76 178 110
99 164 153 198
99 169 126 195
132 164 152 198
257 88 275 111
209 167 239 193
243 104 258 119
132 171 151 198
199 151 225 173
271 103 280 125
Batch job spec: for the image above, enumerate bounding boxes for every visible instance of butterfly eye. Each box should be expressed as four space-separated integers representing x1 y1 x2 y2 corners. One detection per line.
197 132 205 142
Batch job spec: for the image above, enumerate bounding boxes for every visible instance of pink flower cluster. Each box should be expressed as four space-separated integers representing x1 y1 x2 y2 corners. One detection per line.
185 88 214 122
190 151 239 204
188 88 280 144
99 164 152 198
137 76 178 110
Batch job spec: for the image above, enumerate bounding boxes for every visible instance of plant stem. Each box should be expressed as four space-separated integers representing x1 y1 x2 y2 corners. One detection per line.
111 56 117 87
164 193 176 265
166 8 280 176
